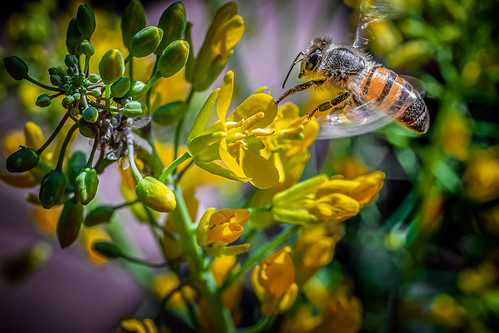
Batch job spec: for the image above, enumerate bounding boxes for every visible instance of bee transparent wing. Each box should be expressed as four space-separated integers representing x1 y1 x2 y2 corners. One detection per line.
352 0 402 49
315 100 394 139
401 75 426 98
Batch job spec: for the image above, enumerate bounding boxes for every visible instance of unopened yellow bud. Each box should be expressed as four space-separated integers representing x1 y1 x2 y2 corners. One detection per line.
135 176 176 212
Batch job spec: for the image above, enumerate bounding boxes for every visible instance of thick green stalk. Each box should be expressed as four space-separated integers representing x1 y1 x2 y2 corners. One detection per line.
172 186 230 333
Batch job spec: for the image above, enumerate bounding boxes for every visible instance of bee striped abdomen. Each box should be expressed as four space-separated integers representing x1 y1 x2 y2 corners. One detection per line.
360 66 429 133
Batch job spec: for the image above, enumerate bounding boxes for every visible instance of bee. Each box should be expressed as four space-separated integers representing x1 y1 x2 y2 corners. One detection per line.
276 2 429 139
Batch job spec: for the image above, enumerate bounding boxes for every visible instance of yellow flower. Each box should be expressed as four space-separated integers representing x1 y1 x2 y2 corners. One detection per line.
430 294 465 328
191 2 244 91
293 225 341 287
196 208 250 257
272 171 385 224
119 317 166 333
252 246 298 315
440 108 471 160
463 147 499 202
79 226 111 265
457 262 498 294
278 305 321 333
152 273 196 309
188 71 280 189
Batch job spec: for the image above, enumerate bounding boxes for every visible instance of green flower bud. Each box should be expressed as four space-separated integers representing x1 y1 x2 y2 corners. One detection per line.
158 40 189 78
184 22 195 83
84 205 115 226
98 49 125 84
62 95 75 109
69 106 80 118
135 176 176 212
130 26 164 58
152 101 187 126
110 77 131 98
93 241 124 258
77 40 94 57
50 74 62 87
126 80 145 98
66 17 84 54
121 0 146 49
65 54 79 68
81 107 98 123
91 88 101 97
67 66 76 76
39 170 67 209
57 198 84 248
4 56 28 80
76 4 96 39
88 73 100 83
156 2 186 55
6 147 39 173
75 167 99 205
73 93 81 101
78 118 95 138
48 67 59 75
123 101 148 118
36 94 51 107
66 151 86 186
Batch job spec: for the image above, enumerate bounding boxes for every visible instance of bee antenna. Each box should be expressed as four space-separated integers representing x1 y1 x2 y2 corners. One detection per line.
282 51 304 89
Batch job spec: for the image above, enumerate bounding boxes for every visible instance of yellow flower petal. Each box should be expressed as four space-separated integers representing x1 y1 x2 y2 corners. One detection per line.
228 94 277 129
241 149 279 189
217 71 234 122
211 15 244 55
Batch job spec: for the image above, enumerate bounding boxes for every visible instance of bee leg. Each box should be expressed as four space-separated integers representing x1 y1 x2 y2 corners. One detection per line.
275 79 326 104
308 92 350 119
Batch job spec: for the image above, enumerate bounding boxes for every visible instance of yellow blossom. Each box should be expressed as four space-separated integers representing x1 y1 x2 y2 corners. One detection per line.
463 147 499 202
278 305 321 333
430 294 465 328
252 246 298 315
152 273 196 309
79 226 111 265
457 262 498 294
119 317 167 333
187 71 280 189
272 171 385 224
196 208 250 257
30 204 61 235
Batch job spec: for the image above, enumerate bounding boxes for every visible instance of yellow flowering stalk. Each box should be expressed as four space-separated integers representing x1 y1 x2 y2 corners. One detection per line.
187 71 280 189
189 2 244 91
272 171 385 224
196 208 250 257
252 246 298 316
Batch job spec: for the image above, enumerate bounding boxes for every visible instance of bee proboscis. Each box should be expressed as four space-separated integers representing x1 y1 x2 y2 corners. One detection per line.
276 1 429 139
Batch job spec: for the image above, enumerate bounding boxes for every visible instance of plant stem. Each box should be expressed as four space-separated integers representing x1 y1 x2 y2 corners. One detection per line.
237 316 272 333
172 186 230 333
159 152 191 183
87 124 100 166
36 112 69 155
55 123 78 172
219 224 300 292
126 130 143 182
25 75 60 92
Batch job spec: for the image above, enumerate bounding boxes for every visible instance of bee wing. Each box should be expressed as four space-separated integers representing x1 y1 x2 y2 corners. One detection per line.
352 0 402 49
315 100 393 139
401 75 426 98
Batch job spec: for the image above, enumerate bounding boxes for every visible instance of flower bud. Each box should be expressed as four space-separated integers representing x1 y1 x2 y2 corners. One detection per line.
93 241 125 258
6 147 39 173
156 2 186 55
84 206 115 226
66 17 84 54
82 106 99 123
24 121 44 150
110 77 131 98
65 54 79 68
57 198 84 248
76 4 96 39
88 73 100 83
36 94 51 107
157 40 189 78
4 56 28 80
130 26 164 58
152 101 187 126
50 75 62 87
78 118 95 138
121 0 146 49
98 49 125 84
75 167 99 205
123 101 148 118
39 170 67 209
126 81 145 98
66 151 86 186
62 95 75 109
77 39 94 57
135 176 176 212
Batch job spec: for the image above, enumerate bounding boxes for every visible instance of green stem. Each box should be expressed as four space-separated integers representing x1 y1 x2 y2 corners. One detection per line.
127 135 143 182
129 57 134 82
25 75 60 92
88 100 121 113
146 59 159 109
86 124 100 166
159 152 192 183
139 71 162 98
84 55 90 77
121 255 168 268
36 112 69 155
55 123 78 172
173 88 195 164
220 224 300 292
124 53 133 65
113 199 140 210
237 316 272 333
105 84 111 109
172 187 230 333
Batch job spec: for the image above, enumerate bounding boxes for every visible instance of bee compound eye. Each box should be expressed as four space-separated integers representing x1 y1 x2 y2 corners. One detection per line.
306 53 320 71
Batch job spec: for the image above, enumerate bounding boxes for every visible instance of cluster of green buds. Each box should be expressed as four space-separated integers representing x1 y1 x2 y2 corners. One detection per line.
3 2 191 248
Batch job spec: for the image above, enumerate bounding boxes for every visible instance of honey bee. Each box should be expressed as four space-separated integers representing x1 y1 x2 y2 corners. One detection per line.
276 2 429 139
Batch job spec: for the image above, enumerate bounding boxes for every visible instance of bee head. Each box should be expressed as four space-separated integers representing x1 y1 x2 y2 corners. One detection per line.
298 38 330 79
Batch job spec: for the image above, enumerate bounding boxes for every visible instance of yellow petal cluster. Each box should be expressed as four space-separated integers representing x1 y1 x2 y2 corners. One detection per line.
196 208 250 257
272 171 385 224
252 246 298 315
